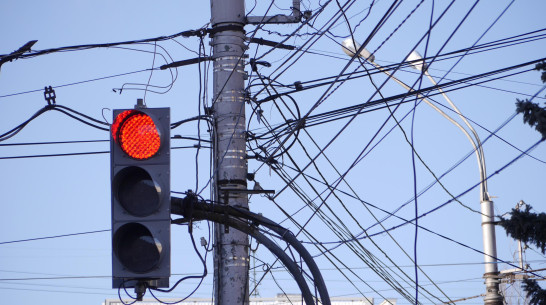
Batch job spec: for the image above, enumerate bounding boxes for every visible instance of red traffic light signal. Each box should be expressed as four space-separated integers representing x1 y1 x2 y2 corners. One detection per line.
111 110 161 160
110 106 171 289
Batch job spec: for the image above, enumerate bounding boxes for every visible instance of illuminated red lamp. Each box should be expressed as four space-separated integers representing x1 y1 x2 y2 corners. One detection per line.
112 110 161 160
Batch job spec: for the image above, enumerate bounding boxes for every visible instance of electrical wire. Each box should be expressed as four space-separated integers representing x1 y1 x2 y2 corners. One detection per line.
244 2 540 302
2 2 545 303
0 229 109 245
0 68 154 99
0 28 207 61
246 4 450 302
249 61 541 142
249 27 546 103
112 43 178 96
148 224 208 304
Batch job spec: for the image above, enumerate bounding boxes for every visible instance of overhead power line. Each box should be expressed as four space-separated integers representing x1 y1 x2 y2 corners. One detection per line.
0 229 110 245
0 28 208 62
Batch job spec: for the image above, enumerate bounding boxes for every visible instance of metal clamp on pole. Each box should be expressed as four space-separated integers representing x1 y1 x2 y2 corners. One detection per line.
219 187 276 206
246 0 305 24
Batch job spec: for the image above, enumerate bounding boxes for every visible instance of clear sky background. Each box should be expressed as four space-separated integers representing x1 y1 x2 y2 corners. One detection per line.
1 1 545 305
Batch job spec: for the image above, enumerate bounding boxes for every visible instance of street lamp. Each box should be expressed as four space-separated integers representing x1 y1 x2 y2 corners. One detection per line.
342 39 503 305
405 50 502 305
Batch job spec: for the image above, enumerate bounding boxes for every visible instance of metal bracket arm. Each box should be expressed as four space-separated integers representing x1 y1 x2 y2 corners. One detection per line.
246 0 302 24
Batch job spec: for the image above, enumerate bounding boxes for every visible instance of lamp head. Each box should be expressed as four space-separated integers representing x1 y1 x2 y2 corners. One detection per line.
341 38 375 62
406 50 427 72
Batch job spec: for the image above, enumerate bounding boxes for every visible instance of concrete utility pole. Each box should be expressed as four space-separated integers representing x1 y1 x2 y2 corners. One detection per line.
209 1 303 304
210 1 249 305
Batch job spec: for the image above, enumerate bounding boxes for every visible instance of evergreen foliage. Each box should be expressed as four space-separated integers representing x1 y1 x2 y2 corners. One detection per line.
536 61 546 83
499 205 546 254
499 205 546 304
515 61 546 140
516 99 546 140
523 278 546 305
508 61 546 305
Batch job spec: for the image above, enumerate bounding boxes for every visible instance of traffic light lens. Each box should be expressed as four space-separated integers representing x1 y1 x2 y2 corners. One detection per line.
111 110 132 144
116 167 160 217
114 223 163 273
113 111 161 160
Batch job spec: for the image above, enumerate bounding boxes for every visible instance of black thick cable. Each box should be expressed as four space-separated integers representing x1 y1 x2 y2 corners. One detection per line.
0 104 111 144
171 197 317 305
0 107 50 142
197 202 331 305
271 163 420 304
51 108 109 131
252 160 382 300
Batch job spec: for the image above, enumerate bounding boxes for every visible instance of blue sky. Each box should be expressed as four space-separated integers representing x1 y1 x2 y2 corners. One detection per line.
1 1 545 305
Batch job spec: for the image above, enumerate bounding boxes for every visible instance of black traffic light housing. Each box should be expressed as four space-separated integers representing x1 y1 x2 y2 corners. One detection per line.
110 105 171 289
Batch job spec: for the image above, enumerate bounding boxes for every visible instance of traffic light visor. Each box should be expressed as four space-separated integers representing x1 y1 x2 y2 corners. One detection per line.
112 110 161 160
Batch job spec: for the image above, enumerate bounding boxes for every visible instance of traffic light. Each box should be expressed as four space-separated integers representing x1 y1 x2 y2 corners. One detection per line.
110 105 171 289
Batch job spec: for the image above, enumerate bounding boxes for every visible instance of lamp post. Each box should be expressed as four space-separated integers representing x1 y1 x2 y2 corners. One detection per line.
405 50 502 305
341 39 503 305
